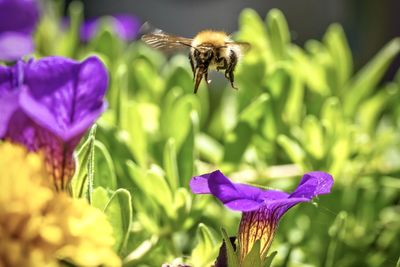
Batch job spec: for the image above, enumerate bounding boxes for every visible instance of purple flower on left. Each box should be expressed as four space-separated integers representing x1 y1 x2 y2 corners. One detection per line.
0 0 40 61
0 56 108 190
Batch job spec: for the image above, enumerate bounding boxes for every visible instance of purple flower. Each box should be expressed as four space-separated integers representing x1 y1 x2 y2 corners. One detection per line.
190 170 333 262
0 0 40 61
0 56 108 190
80 14 140 42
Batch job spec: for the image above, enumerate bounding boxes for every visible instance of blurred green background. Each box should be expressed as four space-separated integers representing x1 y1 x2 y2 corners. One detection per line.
38 1 400 266
68 0 400 79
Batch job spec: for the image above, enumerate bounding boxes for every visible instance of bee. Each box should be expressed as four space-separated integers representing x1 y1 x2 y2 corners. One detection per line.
141 29 250 94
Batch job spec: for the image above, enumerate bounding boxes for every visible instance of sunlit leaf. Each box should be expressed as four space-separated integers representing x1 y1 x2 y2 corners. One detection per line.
221 228 239 267
191 224 219 267
266 9 290 61
70 125 96 200
343 38 400 115
242 240 261 267
164 138 180 190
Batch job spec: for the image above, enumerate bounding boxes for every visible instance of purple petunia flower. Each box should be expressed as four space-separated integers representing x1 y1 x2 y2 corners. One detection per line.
80 14 140 42
0 56 108 190
190 170 333 262
0 0 40 61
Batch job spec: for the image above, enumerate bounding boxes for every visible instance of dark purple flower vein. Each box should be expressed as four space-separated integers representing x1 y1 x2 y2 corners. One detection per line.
60 143 67 191
69 67 79 125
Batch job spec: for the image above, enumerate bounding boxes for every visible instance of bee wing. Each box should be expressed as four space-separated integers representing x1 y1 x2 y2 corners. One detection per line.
141 33 193 51
226 41 251 53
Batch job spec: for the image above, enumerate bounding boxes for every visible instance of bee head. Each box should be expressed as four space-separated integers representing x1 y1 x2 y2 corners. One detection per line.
194 46 214 67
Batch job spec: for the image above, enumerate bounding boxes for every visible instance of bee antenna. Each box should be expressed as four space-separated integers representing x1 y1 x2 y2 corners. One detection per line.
178 42 200 52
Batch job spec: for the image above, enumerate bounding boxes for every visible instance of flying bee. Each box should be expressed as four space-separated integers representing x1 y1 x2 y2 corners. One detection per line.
141 29 250 94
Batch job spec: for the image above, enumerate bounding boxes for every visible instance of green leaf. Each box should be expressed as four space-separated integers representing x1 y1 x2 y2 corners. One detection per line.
343 38 400 115
237 8 272 64
123 236 159 265
238 8 269 49
164 56 194 94
126 161 174 216
208 89 238 139
110 62 128 120
303 115 325 160
261 96 278 141
321 97 342 135
103 188 133 254
57 1 82 57
122 102 148 168
196 133 224 164
93 140 118 190
303 40 331 96
178 111 199 187
325 211 348 267
242 240 261 267
127 42 166 70
277 135 310 171
92 186 111 210
283 69 304 126
173 188 192 225
330 134 352 176
323 24 353 91
265 67 292 112
239 93 270 128
88 18 125 61
130 58 163 98
223 122 253 163
358 83 399 133
262 251 277 267
266 9 290 60
70 125 96 200
221 228 239 267
191 224 219 267
164 138 180 190
160 88 199 150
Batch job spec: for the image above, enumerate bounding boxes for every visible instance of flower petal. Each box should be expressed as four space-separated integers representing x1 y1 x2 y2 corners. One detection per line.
4 109 41 151
260 171 334 218
189 173 212 194
0 65 19 136
290 171 334 198
80 14 140 42
4 109 77 190
1 56 108 190
112 14 140 41
0 32 34 61
80 18 98 42
0 0 39 34
19 56 108 141
191 170 266 212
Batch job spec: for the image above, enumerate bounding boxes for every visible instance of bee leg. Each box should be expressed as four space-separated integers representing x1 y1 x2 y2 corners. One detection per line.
205 69 210 84
225 51 238 90
227 70 238 90
189 53 196 80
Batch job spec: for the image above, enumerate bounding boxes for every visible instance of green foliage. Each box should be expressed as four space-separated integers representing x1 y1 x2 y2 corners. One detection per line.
190 224 219 267
70 125 97 200
221 229 240 267
39 3 400 266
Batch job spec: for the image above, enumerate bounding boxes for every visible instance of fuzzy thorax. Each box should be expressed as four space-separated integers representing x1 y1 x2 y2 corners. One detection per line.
192 30 231 47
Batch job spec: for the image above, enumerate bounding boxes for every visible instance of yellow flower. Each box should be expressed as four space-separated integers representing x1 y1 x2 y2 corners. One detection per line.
0 142 121 267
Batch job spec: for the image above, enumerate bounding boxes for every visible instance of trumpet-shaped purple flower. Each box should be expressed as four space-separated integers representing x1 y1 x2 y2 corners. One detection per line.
0 56 108 190
80 14 140 42
190 170 333 262
0 0 40 61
